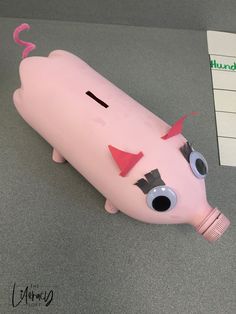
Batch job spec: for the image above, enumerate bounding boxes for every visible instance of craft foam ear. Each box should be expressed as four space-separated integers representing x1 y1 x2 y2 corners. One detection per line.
108 145 143 177
13 23 36 59
161 112 199 140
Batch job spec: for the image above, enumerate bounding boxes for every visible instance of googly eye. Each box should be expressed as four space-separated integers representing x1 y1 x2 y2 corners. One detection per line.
146 186 177 212
189 151 208 178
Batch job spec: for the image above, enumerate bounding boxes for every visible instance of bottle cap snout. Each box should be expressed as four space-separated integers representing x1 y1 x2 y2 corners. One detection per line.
195 208 230 242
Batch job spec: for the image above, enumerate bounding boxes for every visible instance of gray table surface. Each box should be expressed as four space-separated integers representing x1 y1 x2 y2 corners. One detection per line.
1 0 236 32
0 17 235 314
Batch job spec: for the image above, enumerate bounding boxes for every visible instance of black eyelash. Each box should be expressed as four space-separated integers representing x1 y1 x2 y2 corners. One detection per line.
86 91 109 108
135 168 165 194
180 141 193 162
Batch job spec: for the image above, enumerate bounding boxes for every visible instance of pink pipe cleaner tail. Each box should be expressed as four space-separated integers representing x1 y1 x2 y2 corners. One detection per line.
161 111 199 140
13 23 36 59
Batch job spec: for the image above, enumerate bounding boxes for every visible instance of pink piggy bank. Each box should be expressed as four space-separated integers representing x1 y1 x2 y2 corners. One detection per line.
13 24 230 242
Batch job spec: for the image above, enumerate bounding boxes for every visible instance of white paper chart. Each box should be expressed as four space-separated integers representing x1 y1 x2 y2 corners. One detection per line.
207 31 236 167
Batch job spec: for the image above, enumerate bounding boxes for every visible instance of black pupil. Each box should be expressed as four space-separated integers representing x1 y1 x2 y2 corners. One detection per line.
152 196 171 212
196 158 206 175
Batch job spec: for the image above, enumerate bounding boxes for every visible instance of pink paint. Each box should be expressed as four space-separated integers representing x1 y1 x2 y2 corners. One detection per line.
13 29 230 242
13 23 36 59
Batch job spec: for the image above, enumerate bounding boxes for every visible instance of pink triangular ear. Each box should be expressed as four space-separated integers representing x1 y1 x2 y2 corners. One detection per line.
108 145 143 177
161 112 199 140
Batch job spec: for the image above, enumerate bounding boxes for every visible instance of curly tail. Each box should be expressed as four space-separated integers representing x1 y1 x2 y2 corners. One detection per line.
13 23 36 59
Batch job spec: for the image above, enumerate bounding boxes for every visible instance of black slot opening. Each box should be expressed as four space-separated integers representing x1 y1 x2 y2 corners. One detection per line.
86 91 109 108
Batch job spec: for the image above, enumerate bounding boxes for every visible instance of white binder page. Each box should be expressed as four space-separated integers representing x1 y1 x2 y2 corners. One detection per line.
207 30 236 167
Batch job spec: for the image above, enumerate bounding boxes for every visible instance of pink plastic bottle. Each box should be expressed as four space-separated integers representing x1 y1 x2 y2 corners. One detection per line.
13 24 230 242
